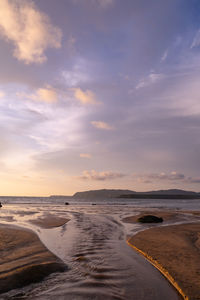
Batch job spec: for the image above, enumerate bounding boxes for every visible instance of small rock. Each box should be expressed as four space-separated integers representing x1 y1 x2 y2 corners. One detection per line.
137 215 163 223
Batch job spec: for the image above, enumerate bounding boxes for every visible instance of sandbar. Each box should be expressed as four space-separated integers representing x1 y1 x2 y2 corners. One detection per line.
30 213 70 228
128 222 200 300
0 225 66 294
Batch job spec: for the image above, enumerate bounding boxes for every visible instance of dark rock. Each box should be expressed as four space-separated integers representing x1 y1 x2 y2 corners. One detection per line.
137 215 163 223
0 202 2 208
65 202 69 205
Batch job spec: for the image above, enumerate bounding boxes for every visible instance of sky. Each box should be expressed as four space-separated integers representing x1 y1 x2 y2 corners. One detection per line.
0 0 200 196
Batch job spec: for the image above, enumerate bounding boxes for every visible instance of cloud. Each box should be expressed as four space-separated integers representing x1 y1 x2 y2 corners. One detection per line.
161 49 168 61
74 88 99 105
136 73 164 89
34 86 58 103
186 177 200 184
0 91 5 98
80 153 92 158
191 29 200 48
133 172 200 185
79 169 125 181
0 0 62 64
18 86 58 103
91 121 114 130
148 171 185 181
133 171 186 183
62 58 89 87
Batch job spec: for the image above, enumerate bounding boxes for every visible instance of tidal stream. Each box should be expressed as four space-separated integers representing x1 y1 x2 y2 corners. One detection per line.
1 203 195 299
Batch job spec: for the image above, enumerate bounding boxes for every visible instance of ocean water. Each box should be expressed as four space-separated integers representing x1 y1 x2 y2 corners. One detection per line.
0 198 199 299
1 196 200 210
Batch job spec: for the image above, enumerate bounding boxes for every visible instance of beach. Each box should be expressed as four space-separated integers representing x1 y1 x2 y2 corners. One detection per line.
127 213 200 300
0 217 68 294
0 203 199 299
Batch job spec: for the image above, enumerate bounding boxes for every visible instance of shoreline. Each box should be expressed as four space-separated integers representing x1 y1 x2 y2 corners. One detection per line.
127 220 200 300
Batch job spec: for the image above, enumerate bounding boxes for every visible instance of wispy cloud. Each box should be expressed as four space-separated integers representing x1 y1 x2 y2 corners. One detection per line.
91 121 114 130
79 169 125 181
133 172 200 185
73 88 99 105
161 49 168 62
191 29 200 48
136 73 164 89
80 153 92 158
149 171 185 181
134 171 185 182
62 59 89 87
186 177 200 184
0 0 62 64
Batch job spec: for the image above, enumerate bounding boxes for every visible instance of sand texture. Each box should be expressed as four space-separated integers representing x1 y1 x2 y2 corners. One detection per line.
30 213 69 228
0 226 66 294
129 223 200 300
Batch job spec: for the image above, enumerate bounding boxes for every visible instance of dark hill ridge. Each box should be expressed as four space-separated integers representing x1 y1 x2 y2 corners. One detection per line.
73 189 134 199
141 189 198 195
72 189 200 199
120 189 200 199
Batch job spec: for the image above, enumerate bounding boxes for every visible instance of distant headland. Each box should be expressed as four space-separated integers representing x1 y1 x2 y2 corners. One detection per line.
51 189 200 200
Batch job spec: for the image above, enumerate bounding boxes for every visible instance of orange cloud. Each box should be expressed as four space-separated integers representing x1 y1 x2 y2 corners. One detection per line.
79 170 125 181
80 153 92 158
17 86 58 103
74 88 99 105
0 91 5 98
91 121 114 130
0 0 62 64
35 87 58 103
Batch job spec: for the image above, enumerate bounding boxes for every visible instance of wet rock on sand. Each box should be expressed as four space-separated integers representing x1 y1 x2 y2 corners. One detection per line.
137 215 163 223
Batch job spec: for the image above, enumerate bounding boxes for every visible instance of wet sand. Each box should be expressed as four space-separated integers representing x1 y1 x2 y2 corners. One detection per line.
0 219 67 294
128 221 200 300
29 213 70 228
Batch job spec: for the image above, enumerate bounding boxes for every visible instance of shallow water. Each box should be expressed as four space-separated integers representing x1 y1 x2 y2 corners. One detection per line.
0 201 199 299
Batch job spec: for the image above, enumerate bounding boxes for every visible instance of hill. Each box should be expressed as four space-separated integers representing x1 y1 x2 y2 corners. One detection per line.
119 189 200 199
73 189 134 199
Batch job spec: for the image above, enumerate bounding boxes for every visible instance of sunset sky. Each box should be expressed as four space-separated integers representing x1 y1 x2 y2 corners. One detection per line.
0 0 200 195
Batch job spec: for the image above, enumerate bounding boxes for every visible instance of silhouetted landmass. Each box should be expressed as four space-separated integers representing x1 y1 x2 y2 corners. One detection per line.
73 189 134 199
119 189 200 199
73 189 200 199
141 189 199 195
